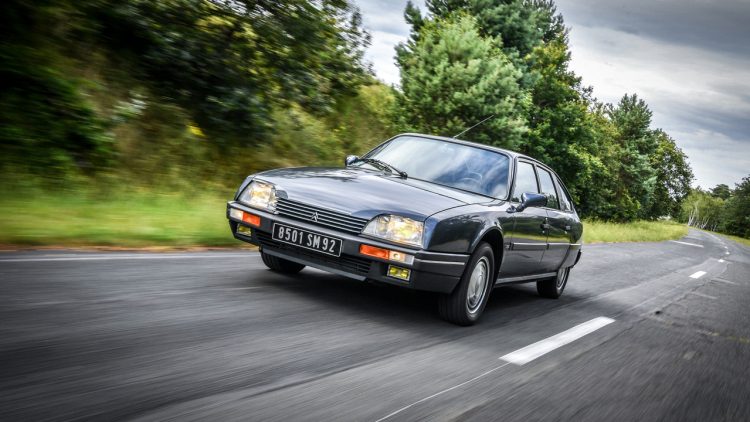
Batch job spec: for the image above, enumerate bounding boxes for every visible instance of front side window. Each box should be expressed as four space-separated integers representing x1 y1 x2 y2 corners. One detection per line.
537 167 560 209
353 136 511 198
512 162 539 202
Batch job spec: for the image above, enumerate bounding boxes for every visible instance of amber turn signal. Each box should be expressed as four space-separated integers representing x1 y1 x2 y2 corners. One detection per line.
229 208 261 227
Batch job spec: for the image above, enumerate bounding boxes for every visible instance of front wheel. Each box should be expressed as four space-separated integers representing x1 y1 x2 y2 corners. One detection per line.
537 266 570 299
261 251 305 274
438 243 495 326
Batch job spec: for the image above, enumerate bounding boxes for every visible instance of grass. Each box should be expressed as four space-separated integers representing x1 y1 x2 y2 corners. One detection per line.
0 190 697 248
709 232 750 248
0 190 241 248
583 220 688 244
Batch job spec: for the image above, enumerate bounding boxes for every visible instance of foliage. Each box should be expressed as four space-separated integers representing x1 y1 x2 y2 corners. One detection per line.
396 14 528 148
720 176 750 238
646 130 694 218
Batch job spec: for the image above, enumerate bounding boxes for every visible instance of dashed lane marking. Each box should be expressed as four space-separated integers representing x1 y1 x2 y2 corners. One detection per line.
500 317 616 365
689 271 707 279
689 291 717 300
669 240 704 248
375 317 616 421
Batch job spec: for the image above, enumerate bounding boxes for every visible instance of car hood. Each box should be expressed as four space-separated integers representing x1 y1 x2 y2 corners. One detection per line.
255 167 493 220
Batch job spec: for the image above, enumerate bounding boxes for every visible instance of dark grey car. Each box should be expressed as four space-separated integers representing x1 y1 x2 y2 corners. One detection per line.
227 133 583 325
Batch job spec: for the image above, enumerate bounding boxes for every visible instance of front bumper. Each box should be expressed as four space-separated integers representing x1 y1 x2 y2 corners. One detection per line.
227 201 468 293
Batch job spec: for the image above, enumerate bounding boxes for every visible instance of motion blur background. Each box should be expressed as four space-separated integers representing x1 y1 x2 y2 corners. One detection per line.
1 0 748 247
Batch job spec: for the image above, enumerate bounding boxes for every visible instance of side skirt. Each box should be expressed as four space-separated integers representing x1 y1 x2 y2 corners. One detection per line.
495 272 556 286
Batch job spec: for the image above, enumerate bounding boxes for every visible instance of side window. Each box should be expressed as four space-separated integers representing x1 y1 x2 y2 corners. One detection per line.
555 176 574 212
512 162 539 202
537 167 560 210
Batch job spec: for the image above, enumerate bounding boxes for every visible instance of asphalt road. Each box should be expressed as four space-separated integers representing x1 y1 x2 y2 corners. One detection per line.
1 229 749 421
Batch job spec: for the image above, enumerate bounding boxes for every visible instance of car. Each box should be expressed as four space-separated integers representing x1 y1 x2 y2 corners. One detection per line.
226 133 583 325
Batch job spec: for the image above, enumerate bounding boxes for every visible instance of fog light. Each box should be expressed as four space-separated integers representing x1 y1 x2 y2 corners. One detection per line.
387 265 411 281
236 225 253 236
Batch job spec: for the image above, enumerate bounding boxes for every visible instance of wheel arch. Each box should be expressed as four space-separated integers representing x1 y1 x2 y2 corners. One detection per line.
471 227 504 280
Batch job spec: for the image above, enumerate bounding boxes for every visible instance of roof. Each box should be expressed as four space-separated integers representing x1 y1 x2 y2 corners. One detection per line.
395 132 528 160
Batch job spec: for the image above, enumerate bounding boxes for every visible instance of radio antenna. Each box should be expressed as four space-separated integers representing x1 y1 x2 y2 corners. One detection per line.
452 114 495 139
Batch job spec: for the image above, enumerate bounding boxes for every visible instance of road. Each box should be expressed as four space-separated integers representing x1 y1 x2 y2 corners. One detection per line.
1 229 749 421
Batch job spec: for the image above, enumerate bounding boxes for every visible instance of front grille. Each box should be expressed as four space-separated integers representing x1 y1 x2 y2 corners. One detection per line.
275 198 368 234
256 231 371 276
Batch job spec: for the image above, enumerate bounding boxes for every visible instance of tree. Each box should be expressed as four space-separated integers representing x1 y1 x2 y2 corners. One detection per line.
720 176 750 237
607 94 659 220
88 0 371 144
645 130 693 218
710 184 731 200
396 14 529 149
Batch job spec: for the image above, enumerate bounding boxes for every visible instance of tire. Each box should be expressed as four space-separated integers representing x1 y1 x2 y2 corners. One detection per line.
438 242 495 326
537 266 570 299
261 251 305 274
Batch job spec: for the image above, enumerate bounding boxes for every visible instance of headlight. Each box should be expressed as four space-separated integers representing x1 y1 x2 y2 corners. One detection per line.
239 180 277 212
362 215 424 248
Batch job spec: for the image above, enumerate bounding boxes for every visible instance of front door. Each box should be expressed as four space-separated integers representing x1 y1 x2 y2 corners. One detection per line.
501 161 548 277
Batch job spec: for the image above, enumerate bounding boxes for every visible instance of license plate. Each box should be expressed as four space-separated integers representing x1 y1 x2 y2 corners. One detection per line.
272 223 342 257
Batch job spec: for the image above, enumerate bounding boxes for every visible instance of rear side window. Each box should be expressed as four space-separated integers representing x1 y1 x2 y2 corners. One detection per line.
512 162 539 202
537 167 560 210
555 176 574 212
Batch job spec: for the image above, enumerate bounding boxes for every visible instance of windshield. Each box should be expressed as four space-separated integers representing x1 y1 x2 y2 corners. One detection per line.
354 136 511 198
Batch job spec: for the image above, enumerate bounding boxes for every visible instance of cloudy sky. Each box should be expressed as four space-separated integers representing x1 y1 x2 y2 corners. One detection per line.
353 0 750 189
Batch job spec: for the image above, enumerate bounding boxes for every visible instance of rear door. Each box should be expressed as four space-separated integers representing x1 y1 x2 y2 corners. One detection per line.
536 166 570 272
502 160 548 277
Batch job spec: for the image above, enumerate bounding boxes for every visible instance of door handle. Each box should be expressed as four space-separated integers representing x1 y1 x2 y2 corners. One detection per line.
565 225 571 231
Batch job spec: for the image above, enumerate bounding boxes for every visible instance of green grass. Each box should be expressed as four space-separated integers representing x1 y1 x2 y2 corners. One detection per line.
1 191 697 248
709 232 750 248
583 220 688 244
0 191 242 248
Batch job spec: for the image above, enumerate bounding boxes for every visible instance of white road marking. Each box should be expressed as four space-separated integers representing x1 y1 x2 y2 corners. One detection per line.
376 316 616 421
689 271 707 279
689 292 717 300
374 362 511 422
669 240 704 248
500 317 615 365
712 277 737 285
719 259 725 263
0 253 257 263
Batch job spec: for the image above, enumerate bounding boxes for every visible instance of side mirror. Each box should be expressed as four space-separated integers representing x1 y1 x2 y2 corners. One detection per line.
344 155 359 166
515 192 547 212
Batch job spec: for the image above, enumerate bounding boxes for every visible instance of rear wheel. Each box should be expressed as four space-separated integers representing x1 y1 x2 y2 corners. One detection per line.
261 251 305 274
537 266 570 299
438 243 495 326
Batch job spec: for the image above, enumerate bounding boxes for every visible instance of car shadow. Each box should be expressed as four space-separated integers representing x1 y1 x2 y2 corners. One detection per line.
248 267 587 331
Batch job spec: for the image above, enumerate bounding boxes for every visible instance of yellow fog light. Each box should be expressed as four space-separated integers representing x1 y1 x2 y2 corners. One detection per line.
236 225 253 236
387 265 411 281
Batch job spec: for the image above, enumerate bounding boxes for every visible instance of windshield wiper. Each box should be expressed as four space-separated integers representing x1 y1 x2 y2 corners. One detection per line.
355 158 408 179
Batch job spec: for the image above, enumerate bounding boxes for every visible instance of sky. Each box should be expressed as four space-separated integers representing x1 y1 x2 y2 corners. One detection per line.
353 0 750 189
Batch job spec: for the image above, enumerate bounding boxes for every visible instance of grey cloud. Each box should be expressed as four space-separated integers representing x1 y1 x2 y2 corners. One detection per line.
555 0 750 57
